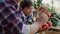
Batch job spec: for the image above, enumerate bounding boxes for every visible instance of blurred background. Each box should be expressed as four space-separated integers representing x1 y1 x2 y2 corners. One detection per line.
33 0 60 34
32 0 60 27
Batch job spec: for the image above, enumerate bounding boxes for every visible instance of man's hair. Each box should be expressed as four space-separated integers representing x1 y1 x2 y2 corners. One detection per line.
20 0 33 9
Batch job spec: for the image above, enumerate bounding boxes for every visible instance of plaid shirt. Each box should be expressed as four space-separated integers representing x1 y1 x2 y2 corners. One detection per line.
19 11 32 24
0 0 25 34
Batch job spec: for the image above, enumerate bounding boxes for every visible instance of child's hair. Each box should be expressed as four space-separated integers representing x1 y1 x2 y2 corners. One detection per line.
20 0 33 9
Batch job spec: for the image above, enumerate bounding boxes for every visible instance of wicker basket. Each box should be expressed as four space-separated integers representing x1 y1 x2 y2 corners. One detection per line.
39 27 60 34
39 31 60 34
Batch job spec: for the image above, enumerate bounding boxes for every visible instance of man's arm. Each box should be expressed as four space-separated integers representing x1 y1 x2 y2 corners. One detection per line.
29 13 49 34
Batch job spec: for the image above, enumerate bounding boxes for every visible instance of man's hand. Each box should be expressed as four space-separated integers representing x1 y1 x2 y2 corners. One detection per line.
36 13 49 25
38 21 52 31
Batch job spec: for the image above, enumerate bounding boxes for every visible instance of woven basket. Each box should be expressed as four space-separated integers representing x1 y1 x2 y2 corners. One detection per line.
39 31 60 34
39 27 60 34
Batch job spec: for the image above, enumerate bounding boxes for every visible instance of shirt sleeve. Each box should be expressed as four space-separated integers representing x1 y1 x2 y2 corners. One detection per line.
21 24 30 34
15 11 30 34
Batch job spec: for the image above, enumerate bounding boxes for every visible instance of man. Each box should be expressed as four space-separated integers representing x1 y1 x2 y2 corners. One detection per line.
0 0 49 34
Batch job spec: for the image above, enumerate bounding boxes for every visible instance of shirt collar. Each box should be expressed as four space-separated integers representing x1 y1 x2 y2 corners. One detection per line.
20 11 33 18
21 11 27 18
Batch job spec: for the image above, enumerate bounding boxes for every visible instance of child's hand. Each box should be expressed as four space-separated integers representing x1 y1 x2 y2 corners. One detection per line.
36 6 47 14
33 6 47 17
